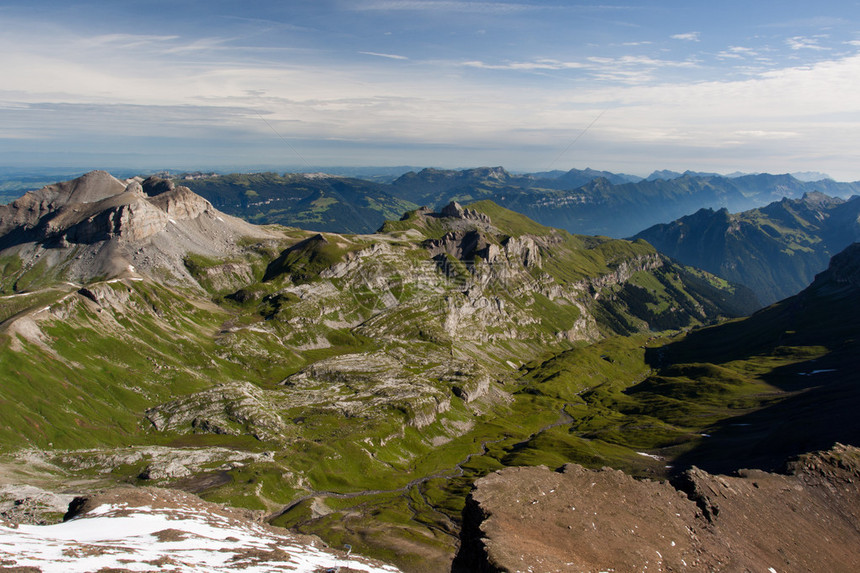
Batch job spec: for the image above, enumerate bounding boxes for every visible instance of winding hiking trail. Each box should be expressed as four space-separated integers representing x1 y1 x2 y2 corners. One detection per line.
269 404 575 522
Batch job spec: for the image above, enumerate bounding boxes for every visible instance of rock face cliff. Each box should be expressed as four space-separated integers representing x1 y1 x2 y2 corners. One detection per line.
816 241 860 290
456 444 860 573
0 171 275 288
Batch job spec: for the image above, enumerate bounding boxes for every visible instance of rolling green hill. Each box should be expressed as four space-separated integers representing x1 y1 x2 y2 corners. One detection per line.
180 172 417 234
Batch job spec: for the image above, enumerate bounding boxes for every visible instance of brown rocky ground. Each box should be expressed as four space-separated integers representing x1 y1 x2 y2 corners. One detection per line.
455 443 860 572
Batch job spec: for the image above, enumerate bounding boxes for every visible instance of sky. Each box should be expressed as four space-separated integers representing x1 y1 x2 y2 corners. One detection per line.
2 0 860 179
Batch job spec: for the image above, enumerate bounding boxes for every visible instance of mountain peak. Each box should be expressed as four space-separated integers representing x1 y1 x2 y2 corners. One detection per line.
800 190 844 207
141 175 178 197
440 201 492 224
645 169 683 181
0 171 276 287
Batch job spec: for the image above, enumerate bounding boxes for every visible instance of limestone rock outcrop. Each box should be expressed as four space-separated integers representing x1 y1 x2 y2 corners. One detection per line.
0 170 277 287
144 381 289 442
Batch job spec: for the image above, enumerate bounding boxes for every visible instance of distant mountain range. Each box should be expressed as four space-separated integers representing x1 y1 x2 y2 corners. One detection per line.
634 192 860 306
386 167 860 237
3 167 857 239
180 171 417 234
172 167 860 239
644 169 832 182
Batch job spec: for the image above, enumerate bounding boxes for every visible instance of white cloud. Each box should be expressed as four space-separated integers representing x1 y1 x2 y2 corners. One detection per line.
671 32 700 42
717 46 759 59
787 36 830 51
359 51 409 60
2 12 860 178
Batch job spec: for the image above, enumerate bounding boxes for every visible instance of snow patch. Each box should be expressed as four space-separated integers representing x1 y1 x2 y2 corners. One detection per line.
0 503 400 573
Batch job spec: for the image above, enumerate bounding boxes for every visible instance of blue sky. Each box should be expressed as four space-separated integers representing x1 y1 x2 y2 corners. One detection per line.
2 0 860 178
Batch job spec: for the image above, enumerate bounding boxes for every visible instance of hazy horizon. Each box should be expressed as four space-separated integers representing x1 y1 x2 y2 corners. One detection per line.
2 1 860 179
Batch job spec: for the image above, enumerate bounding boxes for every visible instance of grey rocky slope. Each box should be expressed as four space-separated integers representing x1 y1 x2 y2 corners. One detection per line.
0 171 276 289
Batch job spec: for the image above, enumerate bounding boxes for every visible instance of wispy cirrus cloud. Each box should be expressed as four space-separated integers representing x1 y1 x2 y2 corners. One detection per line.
359 51 409 60
78 34 180 49
462 54 697 83
733 129 800 139
671 32 700 41
461 59 585 71
787 36 830 50
717 46 760 59
762 16 847 29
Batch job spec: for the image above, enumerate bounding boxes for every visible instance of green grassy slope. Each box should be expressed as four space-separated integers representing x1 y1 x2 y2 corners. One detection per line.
0 201 767 572
181 172 417 234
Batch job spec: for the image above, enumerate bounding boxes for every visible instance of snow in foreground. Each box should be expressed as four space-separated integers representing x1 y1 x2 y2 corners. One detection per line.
0 496 400 572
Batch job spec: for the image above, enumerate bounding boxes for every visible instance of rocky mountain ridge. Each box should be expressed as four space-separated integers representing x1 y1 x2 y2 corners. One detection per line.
0 171 276 290
634 192 860 305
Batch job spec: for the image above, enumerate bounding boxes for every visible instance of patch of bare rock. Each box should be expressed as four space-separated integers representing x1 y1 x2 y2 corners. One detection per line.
455 443 860 572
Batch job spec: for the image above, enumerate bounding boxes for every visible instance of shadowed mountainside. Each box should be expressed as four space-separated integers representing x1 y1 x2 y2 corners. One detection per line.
634 192 860 305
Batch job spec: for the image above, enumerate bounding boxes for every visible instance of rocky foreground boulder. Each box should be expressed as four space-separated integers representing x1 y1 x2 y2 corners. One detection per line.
455 443 860 572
